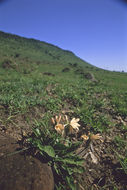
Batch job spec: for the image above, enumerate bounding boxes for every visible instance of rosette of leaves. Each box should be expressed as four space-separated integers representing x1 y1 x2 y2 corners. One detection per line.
28 125 84 190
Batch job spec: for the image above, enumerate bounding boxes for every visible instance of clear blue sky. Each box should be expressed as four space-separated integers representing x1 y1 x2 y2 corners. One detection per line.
0 0 127 71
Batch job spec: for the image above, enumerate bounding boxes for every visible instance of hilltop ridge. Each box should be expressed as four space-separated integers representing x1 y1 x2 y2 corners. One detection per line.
0 30 91 68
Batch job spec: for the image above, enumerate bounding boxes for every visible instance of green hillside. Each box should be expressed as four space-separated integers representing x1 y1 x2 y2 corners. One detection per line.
0 31 127 190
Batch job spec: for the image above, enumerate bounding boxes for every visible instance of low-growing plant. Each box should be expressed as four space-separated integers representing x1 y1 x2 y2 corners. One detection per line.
27 116 85 190
25 114 103 189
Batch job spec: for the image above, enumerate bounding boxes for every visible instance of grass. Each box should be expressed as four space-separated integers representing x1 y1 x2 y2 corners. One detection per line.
0 31 127 190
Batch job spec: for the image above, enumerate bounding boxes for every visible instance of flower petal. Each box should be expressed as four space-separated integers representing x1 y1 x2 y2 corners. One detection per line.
81 134 89 141
55 124 64 134
51 117 55 125
58 115 62 123
70 118 80 130
90 134 102 140
55 115 59 123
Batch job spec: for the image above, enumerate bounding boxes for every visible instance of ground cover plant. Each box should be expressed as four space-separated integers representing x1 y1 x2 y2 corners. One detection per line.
0 31 127 190
27 115 85 190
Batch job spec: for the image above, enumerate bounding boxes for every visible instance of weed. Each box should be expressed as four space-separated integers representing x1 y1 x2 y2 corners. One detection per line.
27 118 84 190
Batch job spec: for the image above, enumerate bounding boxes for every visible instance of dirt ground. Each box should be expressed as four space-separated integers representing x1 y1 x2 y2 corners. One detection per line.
0 111 127 190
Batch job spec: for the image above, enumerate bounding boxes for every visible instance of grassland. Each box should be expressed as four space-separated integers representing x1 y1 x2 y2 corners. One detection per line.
0 31 127 190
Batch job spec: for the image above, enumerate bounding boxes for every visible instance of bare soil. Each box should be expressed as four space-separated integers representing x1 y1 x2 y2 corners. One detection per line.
0 109 127 190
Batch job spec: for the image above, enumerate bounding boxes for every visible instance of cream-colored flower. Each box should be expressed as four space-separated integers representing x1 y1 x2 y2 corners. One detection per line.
51 115 65 136
51 115 81 136
89 133 102 141
55 124 65 135
51 117 55 125
51 115 62 125
55 115 62 124
81 134 89 141
81 133 102 142
70 118 80 131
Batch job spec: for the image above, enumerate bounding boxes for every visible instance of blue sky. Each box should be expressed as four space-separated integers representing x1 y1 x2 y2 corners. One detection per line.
0 0 127 71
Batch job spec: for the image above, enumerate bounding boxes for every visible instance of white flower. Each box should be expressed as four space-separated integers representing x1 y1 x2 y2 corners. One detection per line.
70 118 80 131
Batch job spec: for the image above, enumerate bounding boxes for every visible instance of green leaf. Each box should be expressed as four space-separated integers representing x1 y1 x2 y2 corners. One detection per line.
37 142 44 151
28 137 33 142
33 128 41 137
42 145 55 157
65 167 73 175
54 142 67 150
34 141 55 157
54 163 60 175
66 141 81 154
119 157 127 174
72 166 85 174
66 176 76 190
56 156 84 166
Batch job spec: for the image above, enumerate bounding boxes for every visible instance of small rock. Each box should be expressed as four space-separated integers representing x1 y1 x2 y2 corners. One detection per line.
62 67 70 72
0 132 54 190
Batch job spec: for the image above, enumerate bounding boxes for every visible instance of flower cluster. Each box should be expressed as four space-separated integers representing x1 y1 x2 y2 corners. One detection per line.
51 115 80 136
51 115 65 136
51 114 102 142
81 133 102 142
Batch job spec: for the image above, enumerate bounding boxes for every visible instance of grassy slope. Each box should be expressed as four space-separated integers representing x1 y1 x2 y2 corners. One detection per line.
0 31 127 190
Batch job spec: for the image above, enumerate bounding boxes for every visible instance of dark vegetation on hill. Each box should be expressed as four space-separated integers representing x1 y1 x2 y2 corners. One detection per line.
0 31 127 190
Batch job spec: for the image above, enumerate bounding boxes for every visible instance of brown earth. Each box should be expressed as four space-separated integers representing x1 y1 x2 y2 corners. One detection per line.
0 106 127 190
76 137 127 190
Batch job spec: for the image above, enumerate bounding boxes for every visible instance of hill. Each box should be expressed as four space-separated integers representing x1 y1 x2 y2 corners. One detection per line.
0 31 127 190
